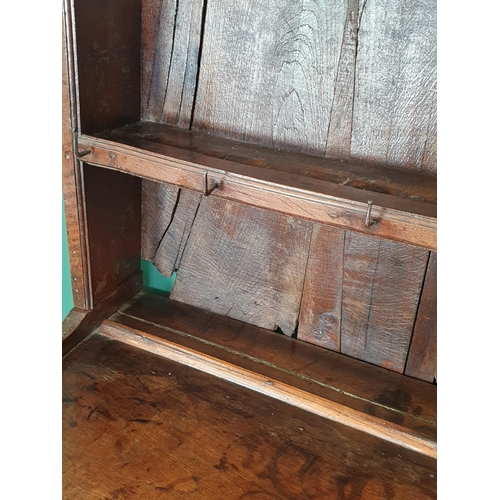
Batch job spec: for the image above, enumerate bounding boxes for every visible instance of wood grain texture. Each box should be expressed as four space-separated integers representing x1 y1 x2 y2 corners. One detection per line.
73 0 141 134
79 134 437 250
324 0 359 158
350 0 437 173
100 319 436 458
62 7 91 309
62 272 142 356
141 179 180 261
192 0 347 155
110 122 438 204
141 0 163 116
341 232 429 372
119 291 437 430
153 188 202 276
297 224 345 351
142 0 205 127
83 165 142 305
63 332 437 499
170 197 312 336
405 252 437 382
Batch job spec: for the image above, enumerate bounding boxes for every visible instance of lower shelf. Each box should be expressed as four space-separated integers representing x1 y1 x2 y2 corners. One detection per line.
62 291 437 499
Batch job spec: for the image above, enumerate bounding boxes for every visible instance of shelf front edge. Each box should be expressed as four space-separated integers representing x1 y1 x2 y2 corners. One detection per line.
79 135 437 251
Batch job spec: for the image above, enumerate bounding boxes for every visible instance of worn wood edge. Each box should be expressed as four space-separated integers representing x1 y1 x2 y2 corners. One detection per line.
98 319 437 459
112 309 436 439
79 136 437 251
62 272 143 357
62 2 93 309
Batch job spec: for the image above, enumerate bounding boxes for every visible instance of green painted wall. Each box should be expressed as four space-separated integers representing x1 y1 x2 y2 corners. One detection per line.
62 196 176 320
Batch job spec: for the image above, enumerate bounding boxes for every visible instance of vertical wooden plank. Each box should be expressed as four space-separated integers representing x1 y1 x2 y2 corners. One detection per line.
161 0 205 127
74 0 141 133
141 0 164 116
142 0 177 121
324 0 360 158
297 224 344 351
62 6 90 309
142 0 205 127
141 180 180 261
341 232 428 372
405 252 437 382
350 0 436 173
153 189 202 276
171 197 312 336
192 0 347 155
84 165 142 306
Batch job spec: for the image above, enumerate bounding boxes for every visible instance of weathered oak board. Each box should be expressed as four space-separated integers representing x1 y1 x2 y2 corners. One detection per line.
341 232 429 372
350 0 437 174
297 224 345 351
405 252 437 382
117 291 438 433
178 0 437 173
153 188 202 277
170 196 312 336
63 333 437 499
142 0 205 128
141 179 179 261
139 182 435 377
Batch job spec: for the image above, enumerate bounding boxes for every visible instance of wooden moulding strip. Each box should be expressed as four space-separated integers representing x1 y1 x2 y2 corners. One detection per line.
99 319 437 459
79 136 437 251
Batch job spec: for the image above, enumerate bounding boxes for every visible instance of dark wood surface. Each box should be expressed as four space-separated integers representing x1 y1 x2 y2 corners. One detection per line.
63 331 436 499
405 252 437 382
62 6 91 309
83 165 142 306
341 232 429 372
73 0 141 134
62 272 142 356
170 196 312 337
118 292 437 433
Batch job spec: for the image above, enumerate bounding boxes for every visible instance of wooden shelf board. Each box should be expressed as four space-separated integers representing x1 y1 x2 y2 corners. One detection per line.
78 122 437 250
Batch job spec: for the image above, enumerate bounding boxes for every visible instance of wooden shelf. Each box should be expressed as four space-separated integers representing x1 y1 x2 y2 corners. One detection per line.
63 290 437 498
77 121 437 251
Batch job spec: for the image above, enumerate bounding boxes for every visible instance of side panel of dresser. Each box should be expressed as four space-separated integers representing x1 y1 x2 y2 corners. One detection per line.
62 1 143 352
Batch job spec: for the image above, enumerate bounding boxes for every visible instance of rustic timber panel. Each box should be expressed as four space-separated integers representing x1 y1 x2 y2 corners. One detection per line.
350 0 437 173
74 0 141 134
297 224 345 351
142 0 205 127
181 0 436 173
153 189 202 276
83 165 142 306
191 0 346 155
341 232 429 372
405 252 437 382
141 180 179 261
170 197 312 336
